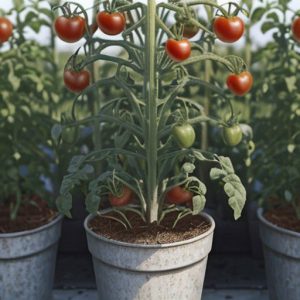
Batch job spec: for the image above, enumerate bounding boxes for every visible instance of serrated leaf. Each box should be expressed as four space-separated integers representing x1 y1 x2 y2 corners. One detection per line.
210 168 227 181
86 193 101 213
192 195 206 215
182 162 195 174
56 194 72 217
67 155 85 173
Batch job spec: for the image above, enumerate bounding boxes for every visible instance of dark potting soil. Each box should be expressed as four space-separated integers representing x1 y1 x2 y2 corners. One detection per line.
89 211 211 244
264 206 300 233
0 196 57 234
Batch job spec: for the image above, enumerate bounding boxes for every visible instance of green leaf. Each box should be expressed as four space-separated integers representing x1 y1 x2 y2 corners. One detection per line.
86 193 101 213
192 195 206 215
56 194 72 218
261 22 274 34
51 124 62 143
210 156 246 220
182 162 195 174
251 7 266 23
13 0 24 10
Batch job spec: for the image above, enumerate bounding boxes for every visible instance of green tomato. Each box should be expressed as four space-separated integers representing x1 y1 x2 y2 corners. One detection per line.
61 126 78 144
172 123 195 148
222 124 243 146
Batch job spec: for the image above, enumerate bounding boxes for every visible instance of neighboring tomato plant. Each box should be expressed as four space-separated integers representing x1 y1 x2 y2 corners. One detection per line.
54 16 86 43
64 69 90 93
97 11 126 35
165 38 191 62
0 17 13 43
292 17 300 42
222 124 243 146
166 186 193 205
227 71 253 96
172 123 195 148
109 186 134 207
213 16 244 43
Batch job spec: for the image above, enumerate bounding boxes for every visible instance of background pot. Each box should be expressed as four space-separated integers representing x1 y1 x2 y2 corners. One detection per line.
258 208 300 300
85 211 215 300
0 215 63 300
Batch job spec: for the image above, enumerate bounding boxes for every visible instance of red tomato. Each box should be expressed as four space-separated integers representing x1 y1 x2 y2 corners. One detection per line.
292 17 300 42
54 16 86 43
0 17 13 43
213 16 244 43
166 186 193 205
165 39 191 62
97 11 126 35
226 71 253 96
109 186 134 207
64 69 90 93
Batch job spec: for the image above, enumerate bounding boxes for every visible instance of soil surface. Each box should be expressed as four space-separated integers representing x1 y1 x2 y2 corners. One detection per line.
89 211 211 244
264 206 300 233
0 196 57 234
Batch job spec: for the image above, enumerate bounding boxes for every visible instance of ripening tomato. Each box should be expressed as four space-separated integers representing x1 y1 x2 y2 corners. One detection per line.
292 17 300 42
166 186 193 205
54 16 86 43
0 17 13 43
222 124 243 146
172 123 195 148
183 24 199 39
97 11 126 35
226 71 253 96
213 16 244 43
165 38 191 62
109 186 134 207
64 69 90 93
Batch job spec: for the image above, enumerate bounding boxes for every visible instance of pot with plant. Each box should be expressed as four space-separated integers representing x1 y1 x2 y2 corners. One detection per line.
55 0 251 299
250 1 300 299
0 2 66 299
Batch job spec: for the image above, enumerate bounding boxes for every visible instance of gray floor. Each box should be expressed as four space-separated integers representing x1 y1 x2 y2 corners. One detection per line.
53 289 269 300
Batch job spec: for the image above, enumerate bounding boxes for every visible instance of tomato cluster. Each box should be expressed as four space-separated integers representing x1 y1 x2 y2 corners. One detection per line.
0 17 13 43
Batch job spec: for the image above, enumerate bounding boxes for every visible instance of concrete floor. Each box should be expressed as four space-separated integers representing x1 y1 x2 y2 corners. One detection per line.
53 289 269 300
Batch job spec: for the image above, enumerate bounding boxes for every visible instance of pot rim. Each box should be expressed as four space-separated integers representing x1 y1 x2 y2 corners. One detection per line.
84 209 215 249
0 213 63 238
257 207 300 238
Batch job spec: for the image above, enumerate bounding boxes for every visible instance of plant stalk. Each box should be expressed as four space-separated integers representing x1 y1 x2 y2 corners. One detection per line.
145 0 158 224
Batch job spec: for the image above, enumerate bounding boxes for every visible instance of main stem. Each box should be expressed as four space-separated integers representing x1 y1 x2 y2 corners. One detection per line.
145 0 158 224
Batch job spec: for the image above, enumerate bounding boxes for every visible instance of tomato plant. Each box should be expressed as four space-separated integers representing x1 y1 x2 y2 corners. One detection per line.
292 17 300 42
213 16 244 43
165 38 191 62
64 69 90 93
166 186 193 205
222 125 243 147
227 71 253 96
0 17 13 43
57 0 248 226
54 16 86 43
109 186 134 207
97 11 126 35
172 123 195 148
